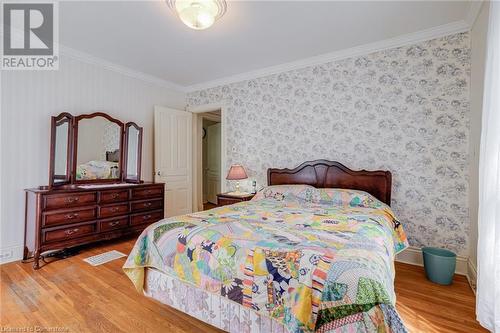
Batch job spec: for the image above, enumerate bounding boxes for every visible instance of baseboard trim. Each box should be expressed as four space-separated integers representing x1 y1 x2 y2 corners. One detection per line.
0 245 24 265
396 246 468 276
467 259 477 294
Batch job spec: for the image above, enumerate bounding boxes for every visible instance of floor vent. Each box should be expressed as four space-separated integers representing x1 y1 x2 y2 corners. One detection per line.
83 250 126 266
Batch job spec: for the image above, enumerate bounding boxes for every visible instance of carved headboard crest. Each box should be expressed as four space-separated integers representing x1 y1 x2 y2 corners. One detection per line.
267 160 392 205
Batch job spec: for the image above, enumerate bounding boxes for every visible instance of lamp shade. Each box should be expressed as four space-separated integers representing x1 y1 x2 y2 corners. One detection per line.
226 165 248 180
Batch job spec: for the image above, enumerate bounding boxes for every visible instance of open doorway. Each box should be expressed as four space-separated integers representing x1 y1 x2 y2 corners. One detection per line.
202 114 221 210
192 110 222 211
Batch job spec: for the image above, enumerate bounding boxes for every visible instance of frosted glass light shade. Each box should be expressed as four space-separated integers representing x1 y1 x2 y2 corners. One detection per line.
226 165 248 180
167 0 227 30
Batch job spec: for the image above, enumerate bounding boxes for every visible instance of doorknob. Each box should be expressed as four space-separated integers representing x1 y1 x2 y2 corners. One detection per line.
156 171 161 176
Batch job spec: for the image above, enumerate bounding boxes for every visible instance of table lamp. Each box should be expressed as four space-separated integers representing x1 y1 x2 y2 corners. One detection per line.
226 164 248 194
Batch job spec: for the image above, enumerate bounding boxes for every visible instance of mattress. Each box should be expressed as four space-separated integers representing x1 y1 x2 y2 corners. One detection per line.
124 185 409 332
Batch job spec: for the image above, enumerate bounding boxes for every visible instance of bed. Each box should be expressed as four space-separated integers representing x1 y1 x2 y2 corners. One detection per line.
123 160 409 332
76 148 121 180
76 160 119 180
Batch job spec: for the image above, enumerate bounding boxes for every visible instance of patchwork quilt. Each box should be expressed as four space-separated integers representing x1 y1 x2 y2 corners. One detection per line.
123 185 409 332
76 160 118 180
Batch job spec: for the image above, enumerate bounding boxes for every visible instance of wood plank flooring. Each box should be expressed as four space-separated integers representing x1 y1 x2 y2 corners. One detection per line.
203 202 218 211
0 238 486 333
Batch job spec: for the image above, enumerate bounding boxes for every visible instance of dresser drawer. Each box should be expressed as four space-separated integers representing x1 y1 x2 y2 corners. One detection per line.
43 223 97 243
99 203 129 218
99 217 129 232
99 190 129 204
130 210 164 226
131 199 163 212
131 186 164 199
42 207 97 227
44 192 97 210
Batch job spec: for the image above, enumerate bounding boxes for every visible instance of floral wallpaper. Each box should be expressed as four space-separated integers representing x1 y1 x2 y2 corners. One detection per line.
101 122 121 157
187 32 471 255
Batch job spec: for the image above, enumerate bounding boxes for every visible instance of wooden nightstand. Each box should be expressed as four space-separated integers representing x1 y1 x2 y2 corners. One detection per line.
216 192 255 207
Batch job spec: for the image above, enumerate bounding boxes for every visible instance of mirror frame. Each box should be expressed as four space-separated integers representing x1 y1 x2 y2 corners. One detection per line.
72 112 125 184
48 111 144 187
123 122 143 183
48 113 73 188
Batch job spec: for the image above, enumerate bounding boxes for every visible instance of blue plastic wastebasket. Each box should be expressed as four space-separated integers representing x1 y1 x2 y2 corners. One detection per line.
422 247 456 285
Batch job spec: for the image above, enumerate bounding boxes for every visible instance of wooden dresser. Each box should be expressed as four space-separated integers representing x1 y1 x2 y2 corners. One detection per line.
24 182 164 269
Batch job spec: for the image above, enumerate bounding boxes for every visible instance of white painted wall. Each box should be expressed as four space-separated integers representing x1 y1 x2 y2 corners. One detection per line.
0 54 185 263
468 2 490 271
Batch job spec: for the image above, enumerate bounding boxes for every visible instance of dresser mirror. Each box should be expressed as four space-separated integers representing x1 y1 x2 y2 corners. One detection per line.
124 122 143 183
48 112 143 187
49 113 73 187
74 113 124 182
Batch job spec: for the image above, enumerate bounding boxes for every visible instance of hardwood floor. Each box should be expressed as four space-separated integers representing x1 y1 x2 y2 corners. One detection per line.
1 238 485 333
395 262 484 333
203 202 218 210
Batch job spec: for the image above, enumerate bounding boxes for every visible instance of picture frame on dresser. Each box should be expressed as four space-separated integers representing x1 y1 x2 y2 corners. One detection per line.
24 112 164 269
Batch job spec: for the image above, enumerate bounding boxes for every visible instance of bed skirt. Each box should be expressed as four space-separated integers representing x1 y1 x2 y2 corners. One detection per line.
144 268 289 333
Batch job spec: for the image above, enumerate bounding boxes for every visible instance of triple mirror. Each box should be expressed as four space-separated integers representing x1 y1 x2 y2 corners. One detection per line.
49 112 143 187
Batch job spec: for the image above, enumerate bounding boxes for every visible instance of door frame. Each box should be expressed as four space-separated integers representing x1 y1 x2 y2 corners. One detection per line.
188 103 226 212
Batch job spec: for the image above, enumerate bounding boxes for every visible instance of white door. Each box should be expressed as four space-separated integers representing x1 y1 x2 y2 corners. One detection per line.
206 123 221 204
154 106 193 217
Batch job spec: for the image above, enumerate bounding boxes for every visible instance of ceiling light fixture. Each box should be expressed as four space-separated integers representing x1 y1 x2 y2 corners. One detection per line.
166 0 227 30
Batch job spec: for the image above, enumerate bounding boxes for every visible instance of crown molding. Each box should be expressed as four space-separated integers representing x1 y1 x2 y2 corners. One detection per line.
185 20 470 92
465 1 484 28
11 4 479 95
59 45 186 93
0 27 186 92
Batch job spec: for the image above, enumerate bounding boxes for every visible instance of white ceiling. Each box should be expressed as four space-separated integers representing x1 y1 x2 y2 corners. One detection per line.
60 1 474 90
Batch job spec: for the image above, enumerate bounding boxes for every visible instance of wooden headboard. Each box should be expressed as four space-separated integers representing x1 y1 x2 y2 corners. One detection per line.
267 160 392 205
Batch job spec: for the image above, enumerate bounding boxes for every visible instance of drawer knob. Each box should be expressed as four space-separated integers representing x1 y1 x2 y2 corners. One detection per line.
66 197 80 203
111 207 119 212
109 221 120 227
112 193 120 199
66 213 79 219
143 215 151 220
65 228 79 235
144 202 152 207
